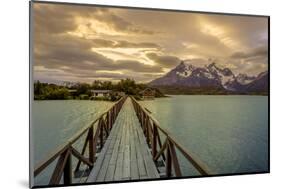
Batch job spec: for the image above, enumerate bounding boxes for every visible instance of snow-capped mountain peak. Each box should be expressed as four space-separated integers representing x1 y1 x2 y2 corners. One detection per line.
175 61 194 78
149 61 268 93
236 73 256 85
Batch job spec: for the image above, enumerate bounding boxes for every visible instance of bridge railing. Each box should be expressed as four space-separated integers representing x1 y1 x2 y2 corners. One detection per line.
131 96 211 177
33 96 127 186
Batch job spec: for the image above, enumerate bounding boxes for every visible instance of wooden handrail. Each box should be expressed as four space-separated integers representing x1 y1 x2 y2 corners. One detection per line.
33 96 127 185
130 96 211 177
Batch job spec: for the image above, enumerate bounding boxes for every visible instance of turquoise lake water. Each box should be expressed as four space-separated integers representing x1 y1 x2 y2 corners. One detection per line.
140 95 268 175
32 100 114 185
32 95 268 185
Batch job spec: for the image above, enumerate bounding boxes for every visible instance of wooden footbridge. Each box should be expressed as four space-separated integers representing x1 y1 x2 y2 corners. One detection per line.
33 96 210 186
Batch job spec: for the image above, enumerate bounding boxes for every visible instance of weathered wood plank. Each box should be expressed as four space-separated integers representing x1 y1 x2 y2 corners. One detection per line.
87 98 159 183
100 120 121 173
86 135 112 182
132 101 144 177
105 117 123 181
122 111 131 180
123 145 130 180
113 151 124 181
113 110 126 181
136 147 147 177
90 115 121 182
96 154 112 182
96 125 120 181
130 116 139 180
132 116 147 178
135 119 160 178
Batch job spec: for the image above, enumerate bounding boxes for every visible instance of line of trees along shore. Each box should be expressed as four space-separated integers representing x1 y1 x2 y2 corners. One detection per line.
34 78 151 100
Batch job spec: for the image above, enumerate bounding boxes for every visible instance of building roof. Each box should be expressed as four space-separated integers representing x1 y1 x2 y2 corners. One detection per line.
90 90 112 93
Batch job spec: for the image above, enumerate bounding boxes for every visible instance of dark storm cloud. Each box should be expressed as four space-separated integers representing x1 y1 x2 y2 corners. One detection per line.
146 53 181 68
34 33 163 78
33 3 156 35
230 46 268 59
34 34 113 69
115 60 163 72
33 3 101 34
229 45 268 75
34 6 74 34
91 39 116 47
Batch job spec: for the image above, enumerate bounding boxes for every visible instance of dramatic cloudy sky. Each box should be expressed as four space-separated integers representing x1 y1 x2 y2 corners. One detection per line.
32 2 268 83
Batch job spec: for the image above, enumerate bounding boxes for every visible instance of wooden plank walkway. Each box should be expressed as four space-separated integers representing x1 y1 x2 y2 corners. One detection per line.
87 98 160 183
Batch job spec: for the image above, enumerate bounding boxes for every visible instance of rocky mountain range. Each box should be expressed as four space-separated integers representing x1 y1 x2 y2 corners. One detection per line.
149 61 268 95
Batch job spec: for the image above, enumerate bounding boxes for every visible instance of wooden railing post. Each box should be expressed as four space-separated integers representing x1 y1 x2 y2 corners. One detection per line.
146 117 150 145
110 109 113 128
88 126 94 165
109 112 112 130
75 129 90 172
144 114 147 136
92 124 100 161
168 141 182 177
114 106 116 121
106 112 110 131
141 111 144 128
99 119 104 149
49 149 71 185
166 143 172 177
63 150 72 185
152 123 157 158
157 130 166 161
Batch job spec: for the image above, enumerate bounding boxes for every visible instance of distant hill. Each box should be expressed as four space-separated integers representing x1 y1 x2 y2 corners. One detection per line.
149 61 268 95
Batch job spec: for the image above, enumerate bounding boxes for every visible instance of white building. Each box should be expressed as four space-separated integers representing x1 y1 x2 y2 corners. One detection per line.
90 90 112 97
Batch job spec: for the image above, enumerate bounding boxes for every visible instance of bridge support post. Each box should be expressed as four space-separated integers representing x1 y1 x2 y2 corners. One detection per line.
63 150 72 185
152 123 157 158
107 112 111 130
169 142 182 177
110 109 113 128
99 119 104 149
166 143 172 177
89 126 94 165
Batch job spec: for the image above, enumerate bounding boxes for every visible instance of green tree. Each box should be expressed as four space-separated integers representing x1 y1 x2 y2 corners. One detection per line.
117 78 137 94
92 80 102 89
76 83 91 95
